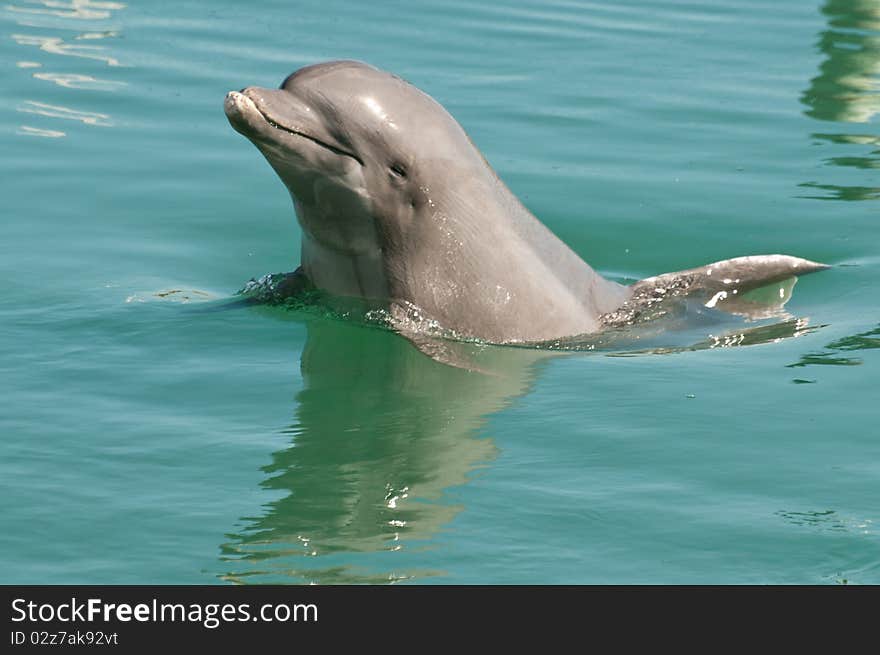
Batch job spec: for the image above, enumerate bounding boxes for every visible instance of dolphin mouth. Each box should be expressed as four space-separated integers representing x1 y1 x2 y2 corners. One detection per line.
225 90 362 165
259 113 363 163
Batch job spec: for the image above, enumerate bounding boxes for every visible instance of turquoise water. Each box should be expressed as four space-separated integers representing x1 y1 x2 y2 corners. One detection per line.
2 0 878 584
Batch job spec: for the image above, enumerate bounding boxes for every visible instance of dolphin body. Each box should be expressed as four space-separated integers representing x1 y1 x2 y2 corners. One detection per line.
225 60 828 346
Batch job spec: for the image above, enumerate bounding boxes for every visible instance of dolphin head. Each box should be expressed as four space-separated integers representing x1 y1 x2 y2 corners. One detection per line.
223 61 622 341
225 60 476 262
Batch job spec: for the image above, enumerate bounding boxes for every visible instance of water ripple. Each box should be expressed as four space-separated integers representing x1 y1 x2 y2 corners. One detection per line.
801 0 880 201
9 0 125 136
18 124 66 137
32 71 125 90
787 323 880 368
18 100 111 125
5 0 125 22
11 33 121 65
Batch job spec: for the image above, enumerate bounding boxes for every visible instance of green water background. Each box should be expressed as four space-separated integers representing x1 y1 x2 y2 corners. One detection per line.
1 0 878 583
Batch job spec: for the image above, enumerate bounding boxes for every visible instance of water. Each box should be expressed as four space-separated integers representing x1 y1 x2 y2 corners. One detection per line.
2 0 878 584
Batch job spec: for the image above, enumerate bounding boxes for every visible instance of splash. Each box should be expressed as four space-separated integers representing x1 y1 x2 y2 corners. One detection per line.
238 271 822 358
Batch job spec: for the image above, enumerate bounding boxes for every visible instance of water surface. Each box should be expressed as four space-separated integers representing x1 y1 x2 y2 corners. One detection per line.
2 0 878 584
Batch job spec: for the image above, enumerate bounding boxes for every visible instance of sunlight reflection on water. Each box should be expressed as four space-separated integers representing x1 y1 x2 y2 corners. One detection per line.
7 0 126 136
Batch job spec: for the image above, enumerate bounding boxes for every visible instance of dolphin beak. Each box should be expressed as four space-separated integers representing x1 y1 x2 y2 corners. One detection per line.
224 90 263 137
226 87 363 164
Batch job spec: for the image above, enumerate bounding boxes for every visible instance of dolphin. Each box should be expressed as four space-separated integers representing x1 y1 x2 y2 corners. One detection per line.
224 60 828 347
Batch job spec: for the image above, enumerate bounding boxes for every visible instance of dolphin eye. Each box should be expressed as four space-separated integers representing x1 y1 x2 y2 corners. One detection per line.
389 163 408 179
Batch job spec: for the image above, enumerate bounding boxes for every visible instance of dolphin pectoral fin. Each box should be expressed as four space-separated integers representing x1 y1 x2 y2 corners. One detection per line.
238 267 315 303
601 255 830 328
384 301 489 371
394 327 490 372
274 267 315 298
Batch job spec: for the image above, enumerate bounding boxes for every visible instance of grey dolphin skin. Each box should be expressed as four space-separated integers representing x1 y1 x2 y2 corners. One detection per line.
224 60 828 345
